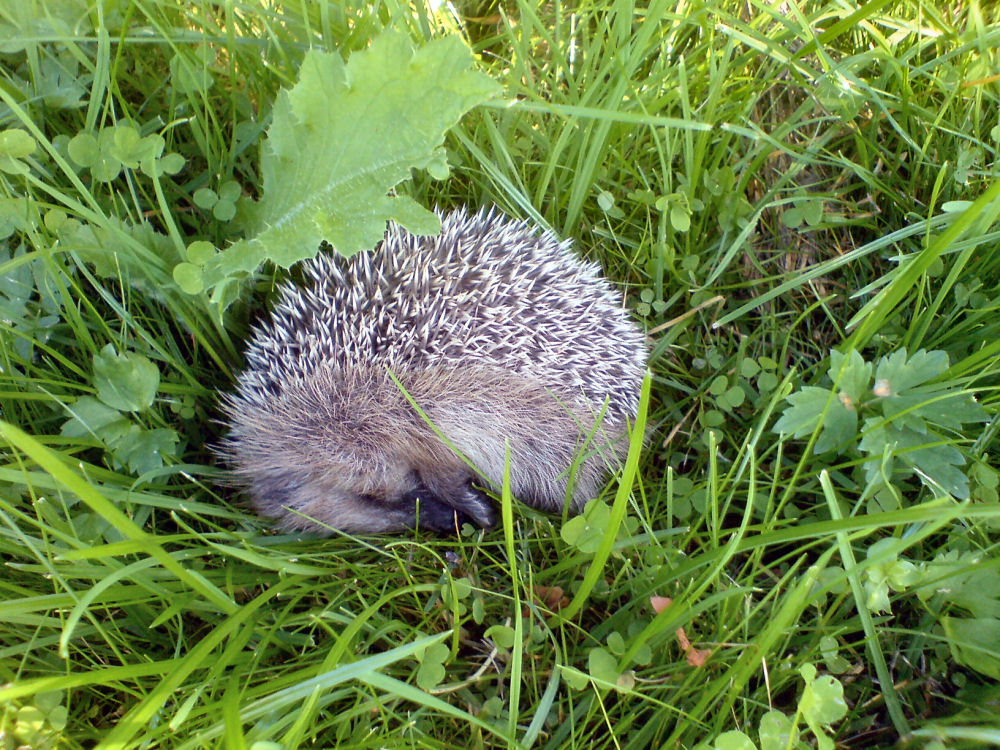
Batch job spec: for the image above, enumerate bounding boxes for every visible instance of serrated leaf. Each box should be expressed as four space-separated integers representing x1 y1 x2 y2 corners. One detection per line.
874 349 949 397
772 387 831 437
918 555 1000 618
882 387 985 428
201 33 500 295
93 344 160 412
813 395 857 454
827 349 870 407
0 245 33 319
860 419 971 499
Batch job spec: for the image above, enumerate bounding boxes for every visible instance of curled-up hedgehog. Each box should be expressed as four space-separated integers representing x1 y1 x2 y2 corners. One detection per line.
219 208 647 534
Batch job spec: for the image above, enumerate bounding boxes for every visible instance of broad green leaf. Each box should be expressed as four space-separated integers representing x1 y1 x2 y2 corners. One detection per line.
561 499 611 553
218 180 241 202
173 264 203 294
606 631 626 655
201 32 500 295
758 710 794 750
115 427 179 475
415 641 448 690
819 635 851 674
193 188 217 209
559 665 588 691
213 200 237 222
0 128 35 158
93 344 160 412
587 647 619 684
918 554 1000 619
711 731 757 750
0 197 37 239
159 152 185 174
484 624 515 649
670 204 691 232
799 671 847 726
942 616 1000 679
91 152 122 182
109 126 162 168
185 240 216 265
60 396 127 439
34 691 63 715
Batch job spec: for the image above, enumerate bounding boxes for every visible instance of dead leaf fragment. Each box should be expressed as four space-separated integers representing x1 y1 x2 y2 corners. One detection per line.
523 585 570 617
650 595 712 667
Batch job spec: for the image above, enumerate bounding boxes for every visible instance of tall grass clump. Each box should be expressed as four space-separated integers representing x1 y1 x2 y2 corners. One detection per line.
1 1 999 748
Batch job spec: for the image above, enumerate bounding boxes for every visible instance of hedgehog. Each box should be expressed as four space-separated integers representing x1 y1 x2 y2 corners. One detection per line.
219 207 648 534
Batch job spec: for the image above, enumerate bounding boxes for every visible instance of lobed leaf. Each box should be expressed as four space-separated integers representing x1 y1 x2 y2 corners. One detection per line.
93 344 160 412
200 32 501 301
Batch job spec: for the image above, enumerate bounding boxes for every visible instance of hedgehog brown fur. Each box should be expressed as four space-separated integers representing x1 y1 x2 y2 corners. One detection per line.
219 208 647 534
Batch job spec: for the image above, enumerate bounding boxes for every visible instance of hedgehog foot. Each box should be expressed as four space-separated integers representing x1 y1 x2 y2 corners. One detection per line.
405 478 495 533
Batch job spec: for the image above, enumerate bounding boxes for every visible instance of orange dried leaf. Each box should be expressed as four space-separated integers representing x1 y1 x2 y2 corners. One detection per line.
685 645 711 667
652 595 710 667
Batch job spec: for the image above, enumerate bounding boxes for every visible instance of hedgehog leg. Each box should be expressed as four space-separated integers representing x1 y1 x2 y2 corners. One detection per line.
415 469 496 530
396 483 487 533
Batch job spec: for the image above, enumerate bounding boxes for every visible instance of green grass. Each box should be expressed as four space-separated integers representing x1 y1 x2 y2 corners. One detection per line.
2 0 1000 747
